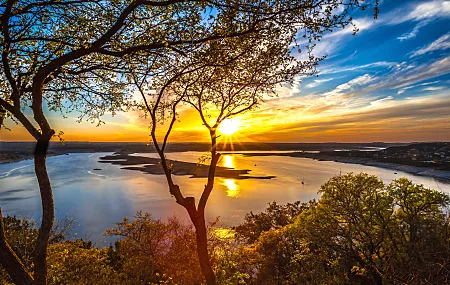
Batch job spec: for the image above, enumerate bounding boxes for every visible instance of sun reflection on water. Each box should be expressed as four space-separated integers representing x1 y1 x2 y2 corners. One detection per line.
223 155 234 168
220 155 241 197
221 178 240 198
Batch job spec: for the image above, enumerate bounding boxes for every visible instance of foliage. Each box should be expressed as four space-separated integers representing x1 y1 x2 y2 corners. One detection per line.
105 212 204 285
46 240 122 285
0 216 39 284
234 201 313 243
0 216 76 284
246 173 450 284
105 212 258 285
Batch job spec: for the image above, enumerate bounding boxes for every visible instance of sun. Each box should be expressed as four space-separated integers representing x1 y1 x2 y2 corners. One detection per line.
218 119 240 136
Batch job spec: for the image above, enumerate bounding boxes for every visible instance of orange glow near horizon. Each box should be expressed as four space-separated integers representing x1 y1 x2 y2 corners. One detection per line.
2 92 450 143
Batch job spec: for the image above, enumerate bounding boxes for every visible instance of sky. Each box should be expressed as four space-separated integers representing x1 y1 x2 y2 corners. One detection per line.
2 0 450 143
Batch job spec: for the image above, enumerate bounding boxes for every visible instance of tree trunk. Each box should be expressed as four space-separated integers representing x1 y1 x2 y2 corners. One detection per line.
33 138 54 285
192 211 216 285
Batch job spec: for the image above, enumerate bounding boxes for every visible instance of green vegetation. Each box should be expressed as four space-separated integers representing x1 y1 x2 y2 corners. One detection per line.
2 173 450 284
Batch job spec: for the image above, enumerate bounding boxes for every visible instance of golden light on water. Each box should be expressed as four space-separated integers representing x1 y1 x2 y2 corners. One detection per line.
223 155 234 169
218 119 240 135
220 155 241 197
222 178 240 198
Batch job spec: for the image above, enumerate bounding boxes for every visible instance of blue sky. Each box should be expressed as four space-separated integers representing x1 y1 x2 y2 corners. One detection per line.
241 0 450 142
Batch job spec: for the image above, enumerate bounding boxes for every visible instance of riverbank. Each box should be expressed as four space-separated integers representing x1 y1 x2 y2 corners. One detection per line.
240 152 450 183
0 152 63 164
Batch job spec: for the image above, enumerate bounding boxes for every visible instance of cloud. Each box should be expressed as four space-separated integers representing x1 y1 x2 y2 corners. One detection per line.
270 75 305 99
293 17 376 62
397 81 440 94
397 20 429 41
369 96 393 107
422 86 445 91
305 78 335 88
334 74 377 91
326 18 375 38
351 55 450 93
387 55 450 88
403 0 450 22
249 94 450 142
410 32 450 57
319 61 396 75
387 1 450 25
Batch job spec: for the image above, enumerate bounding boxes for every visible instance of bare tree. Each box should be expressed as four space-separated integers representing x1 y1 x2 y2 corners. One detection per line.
129 1 379 280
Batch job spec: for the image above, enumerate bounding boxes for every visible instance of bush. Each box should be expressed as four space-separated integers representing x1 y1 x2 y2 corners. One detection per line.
46 240 123 285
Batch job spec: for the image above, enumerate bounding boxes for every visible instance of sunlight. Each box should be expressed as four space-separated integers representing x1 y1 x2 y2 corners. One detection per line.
218 119 240 136
223 155 234 169
221 178 240 198
213 228 236 240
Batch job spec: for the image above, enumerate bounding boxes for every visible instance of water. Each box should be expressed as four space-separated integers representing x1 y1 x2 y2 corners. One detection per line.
1 152 449 245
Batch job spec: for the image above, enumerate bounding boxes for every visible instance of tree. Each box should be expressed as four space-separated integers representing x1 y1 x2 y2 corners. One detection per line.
128 2 379 283
233 174 450 284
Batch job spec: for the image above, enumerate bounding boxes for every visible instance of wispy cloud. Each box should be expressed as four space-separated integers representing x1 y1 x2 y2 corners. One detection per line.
403 0 450 22
388 0 450 24
397 81 440 94
387 56 450 89
397 20 429 41
319 61 396 75
423 86 445 91
305 78 335 88
410 32 450 57
369 96 393 107
334 74 376 91
248 94 450 142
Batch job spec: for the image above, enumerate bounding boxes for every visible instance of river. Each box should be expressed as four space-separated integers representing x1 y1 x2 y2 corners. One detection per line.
1 151 449 245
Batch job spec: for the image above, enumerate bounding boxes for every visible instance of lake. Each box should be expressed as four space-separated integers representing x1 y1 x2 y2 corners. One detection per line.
1 151 449 245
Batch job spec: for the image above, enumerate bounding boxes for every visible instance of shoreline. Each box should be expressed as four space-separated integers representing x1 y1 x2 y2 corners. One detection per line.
0 153 64 164
239 152 450 183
